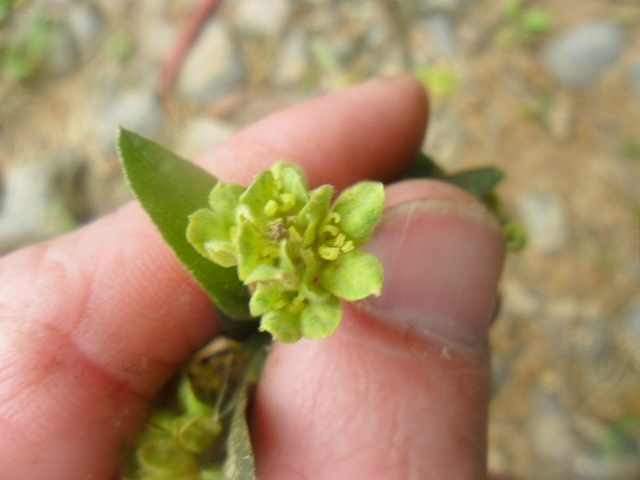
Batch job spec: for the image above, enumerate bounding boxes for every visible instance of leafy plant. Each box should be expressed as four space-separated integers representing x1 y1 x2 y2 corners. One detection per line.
1 10 50 79
117 129 522 479
498 1 553 47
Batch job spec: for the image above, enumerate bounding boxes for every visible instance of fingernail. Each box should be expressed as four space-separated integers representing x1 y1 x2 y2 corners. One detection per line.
360 198 505 348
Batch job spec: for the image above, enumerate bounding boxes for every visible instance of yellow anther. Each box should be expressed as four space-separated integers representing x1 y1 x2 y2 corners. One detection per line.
279 193 296 212
333 233 346 248
325 212 341 224
264 200 279 217
318 246 340 261
319 224 339 236
341 240 354 253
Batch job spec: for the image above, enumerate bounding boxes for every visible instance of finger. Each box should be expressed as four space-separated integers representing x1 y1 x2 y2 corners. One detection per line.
252 180 505 480
0 74 428 480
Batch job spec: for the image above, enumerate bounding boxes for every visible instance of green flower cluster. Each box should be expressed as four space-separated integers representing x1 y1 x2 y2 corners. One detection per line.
187 162 385 342
125 377 222 480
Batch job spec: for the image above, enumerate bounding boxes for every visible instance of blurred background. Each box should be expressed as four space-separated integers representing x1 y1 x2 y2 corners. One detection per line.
0 0 639 478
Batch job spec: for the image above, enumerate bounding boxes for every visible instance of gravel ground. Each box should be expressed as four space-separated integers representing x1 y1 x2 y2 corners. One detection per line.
1 0 639 478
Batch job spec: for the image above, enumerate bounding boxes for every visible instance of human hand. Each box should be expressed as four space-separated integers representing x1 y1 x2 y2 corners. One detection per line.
0 74 504 480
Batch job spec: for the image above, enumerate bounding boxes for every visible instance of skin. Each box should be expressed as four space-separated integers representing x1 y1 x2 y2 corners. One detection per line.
0 74 505 480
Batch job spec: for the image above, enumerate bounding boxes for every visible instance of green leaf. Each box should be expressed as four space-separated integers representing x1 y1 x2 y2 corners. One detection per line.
406 152 446 179
300 290 342 339
117 128 251 320
222 386 258 480
319 250 383 301
331 181 385 245
260 309 302 343
444 167 504 199
187 209 238 267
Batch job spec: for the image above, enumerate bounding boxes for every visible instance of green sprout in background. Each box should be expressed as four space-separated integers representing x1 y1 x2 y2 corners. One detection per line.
1 10 49 79
497 0 553 47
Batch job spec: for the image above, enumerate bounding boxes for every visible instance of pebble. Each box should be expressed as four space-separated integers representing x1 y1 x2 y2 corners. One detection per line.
619 295 640 365
175 117 235 160
0 162 76 253
501 279 543 319
66 1 104 60
234 0 292 38
98 89 164 154
517 191 569 254
541 21 624 89
420 12 458 57
530 390 575 462
630 61 640 102
177 19 244 103
274 31 308 86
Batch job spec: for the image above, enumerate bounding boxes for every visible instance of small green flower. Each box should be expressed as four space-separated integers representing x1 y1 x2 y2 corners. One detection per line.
187 161 384 342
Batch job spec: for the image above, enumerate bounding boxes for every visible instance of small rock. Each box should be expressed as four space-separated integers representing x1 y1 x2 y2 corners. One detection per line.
0 162 77 253
234 0 292 38
44 22 81 76
177 19 244 103
630 61 640 102
619 295 640 365
501 279 543 319
175 117 235 160
274 31 308 86
420 12 457 57
517 191 569 254
66 1 104 60
98 89 164 154
530 390 575 462
541 21 624 89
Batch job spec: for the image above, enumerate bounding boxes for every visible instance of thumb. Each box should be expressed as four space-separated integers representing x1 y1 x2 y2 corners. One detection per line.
251 179 505 480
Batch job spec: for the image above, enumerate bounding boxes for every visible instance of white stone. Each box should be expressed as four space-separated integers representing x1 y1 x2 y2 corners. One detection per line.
541 21 624 89
177 19 244 103
175 117 235 160
235 0 292 38
274 31 308 86
517 191 569 254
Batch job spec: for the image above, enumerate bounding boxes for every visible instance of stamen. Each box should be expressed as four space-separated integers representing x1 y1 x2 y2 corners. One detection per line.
279 193 296 212
333 233 346 248
319 224 339 236
318 246 340 260
264 200 279 217
341 240 354 253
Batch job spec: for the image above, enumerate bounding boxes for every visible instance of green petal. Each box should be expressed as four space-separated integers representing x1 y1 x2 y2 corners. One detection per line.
244 264 297 290
293 184 333 246
300 290 342 339
331 181 385 245
260 309 302 343
319 250 383 301
237 221 274 281
208 181 245 224
249 282 286 317
187 209 237 267
238 170 276 231
276 163 309 211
